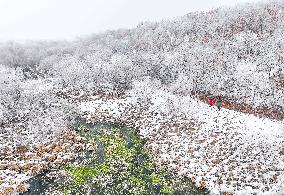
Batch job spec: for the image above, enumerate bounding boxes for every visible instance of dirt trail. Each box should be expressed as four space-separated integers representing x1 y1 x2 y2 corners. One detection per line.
194 93 284 121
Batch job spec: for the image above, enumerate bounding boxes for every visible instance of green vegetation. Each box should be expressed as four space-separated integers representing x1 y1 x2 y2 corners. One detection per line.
62 122 206 195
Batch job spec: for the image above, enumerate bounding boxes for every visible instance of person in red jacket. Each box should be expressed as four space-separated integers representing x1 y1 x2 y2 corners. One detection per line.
209 96 214 107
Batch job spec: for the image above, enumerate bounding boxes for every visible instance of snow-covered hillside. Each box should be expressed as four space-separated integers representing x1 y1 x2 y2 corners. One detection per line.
80 89 284 194
0 1 284 194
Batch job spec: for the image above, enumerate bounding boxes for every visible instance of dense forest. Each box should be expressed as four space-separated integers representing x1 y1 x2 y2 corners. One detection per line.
1 0 283 148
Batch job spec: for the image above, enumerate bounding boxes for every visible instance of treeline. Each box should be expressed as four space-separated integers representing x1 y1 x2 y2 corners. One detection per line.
1 1 283 109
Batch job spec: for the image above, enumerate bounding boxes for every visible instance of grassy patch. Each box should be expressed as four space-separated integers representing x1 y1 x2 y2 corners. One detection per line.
63 122 206 195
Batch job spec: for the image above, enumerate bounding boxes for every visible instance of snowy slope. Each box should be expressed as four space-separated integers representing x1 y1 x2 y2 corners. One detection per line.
164 95 284 194
80 91 284 194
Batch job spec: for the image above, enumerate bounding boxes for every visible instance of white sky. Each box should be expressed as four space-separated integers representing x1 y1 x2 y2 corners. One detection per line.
0 0 263 42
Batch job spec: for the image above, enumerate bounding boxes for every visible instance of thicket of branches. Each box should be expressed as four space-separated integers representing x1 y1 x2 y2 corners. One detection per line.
0 1 283 146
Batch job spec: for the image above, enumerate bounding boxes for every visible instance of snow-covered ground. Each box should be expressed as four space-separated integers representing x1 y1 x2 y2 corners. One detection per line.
1 78 283 194
80 90 284 195
0 130 82 194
